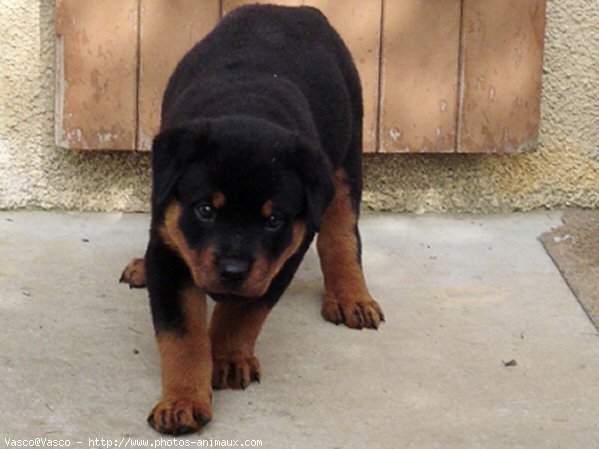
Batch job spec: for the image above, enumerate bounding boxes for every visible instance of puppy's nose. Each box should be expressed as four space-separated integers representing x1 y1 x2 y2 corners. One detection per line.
218 257 249 284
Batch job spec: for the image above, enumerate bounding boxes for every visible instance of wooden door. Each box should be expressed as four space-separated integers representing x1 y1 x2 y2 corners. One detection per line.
379 0 461 153
55 0 547 153
55 0 138 150
457 0 546 153
137 0 220 150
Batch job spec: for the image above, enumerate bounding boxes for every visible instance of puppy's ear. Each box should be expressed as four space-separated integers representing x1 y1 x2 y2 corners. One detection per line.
151 121 211 210
293 137 335 231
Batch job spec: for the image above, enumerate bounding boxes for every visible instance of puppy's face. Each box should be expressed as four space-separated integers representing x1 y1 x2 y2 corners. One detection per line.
160 162 306 298
152 117 334 300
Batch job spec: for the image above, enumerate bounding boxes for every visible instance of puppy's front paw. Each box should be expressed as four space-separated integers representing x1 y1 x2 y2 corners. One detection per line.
147 396 212 435
212 353 261 390
322 292 385 330
119 257 146 288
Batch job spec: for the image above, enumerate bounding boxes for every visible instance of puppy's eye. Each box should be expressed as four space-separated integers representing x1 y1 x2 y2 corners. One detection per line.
195 204 216 222
265 214 285 231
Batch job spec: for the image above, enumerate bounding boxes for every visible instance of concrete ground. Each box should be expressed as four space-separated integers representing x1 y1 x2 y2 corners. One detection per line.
1 211 598 448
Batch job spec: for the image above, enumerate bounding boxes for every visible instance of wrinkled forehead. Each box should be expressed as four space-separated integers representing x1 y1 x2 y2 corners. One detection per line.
176 158 304 213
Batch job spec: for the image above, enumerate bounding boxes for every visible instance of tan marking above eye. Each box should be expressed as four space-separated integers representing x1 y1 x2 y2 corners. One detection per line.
261 199 274 218
243 220 306 297
212 192 226 209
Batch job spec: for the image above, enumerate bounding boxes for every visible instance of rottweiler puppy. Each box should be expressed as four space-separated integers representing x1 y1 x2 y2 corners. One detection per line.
120 4 384 435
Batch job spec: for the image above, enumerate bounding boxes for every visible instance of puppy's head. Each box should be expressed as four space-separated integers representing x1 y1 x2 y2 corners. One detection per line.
151 116 334 299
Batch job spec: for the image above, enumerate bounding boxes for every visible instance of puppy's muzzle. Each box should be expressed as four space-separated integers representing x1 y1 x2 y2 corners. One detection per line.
217 256 251 285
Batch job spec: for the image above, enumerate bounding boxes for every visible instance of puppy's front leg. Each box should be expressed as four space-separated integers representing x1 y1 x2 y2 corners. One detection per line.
146 259 212 435
209 301 272 390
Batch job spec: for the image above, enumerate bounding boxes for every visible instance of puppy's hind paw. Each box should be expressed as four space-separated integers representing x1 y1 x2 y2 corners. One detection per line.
322 292 385 330
119 257 146 288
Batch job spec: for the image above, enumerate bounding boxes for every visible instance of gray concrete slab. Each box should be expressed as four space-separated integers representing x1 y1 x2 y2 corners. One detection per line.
1 211 598 449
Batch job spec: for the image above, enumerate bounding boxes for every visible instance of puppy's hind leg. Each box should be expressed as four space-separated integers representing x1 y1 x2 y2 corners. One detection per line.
317 170 384 330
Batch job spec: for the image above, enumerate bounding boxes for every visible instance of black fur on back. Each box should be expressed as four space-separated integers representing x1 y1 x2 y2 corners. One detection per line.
151 4 364 228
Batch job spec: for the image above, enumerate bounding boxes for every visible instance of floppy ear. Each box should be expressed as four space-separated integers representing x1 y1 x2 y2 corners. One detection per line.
293 137 335 231
151 121 211 211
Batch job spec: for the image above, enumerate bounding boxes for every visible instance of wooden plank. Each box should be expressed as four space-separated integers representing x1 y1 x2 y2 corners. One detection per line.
55 0 138 150
458 0 546 153
138 0 220 151
222 0 382 153
379 0 461 153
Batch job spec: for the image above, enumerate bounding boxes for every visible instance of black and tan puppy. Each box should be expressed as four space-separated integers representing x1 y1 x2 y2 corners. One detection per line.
120 4 384 435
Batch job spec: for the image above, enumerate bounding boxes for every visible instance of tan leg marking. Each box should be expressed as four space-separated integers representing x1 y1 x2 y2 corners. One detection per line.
317 170 385 329
209 301 272 389
147 287 213 435
119 257 146 288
